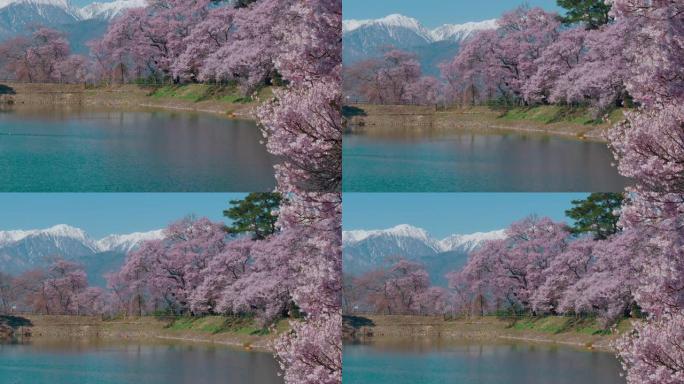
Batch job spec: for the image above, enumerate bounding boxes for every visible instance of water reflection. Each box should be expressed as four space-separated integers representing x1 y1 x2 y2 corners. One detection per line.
344 340 625 384
0 339 283 384
0 106 276 192
343 127 630 192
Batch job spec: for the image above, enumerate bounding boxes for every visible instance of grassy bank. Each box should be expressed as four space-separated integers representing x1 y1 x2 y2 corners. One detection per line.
14 314 290 352
1 82 274 119
496 105 624 127
344 315 634 351
345 104 626 141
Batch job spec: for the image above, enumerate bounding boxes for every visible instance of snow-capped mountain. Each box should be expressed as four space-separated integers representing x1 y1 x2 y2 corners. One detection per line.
343 14 497 43
95 229 164 253
78 0 145 20
0 225 164 283
343 14 497 75
431 19 498 42
343 225 506 285
0 0 145 47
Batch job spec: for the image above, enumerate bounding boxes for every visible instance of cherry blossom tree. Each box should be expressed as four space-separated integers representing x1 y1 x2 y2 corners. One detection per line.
601 3 684 380
382 259 430 314
456 217 571 314
272 192 342 384
616 313 684 384
189 237 254 315
199 0 284 92
548 21 631 115
172 6 236 81
522 28 589 104
0 28 73 83
404 76 444 106
558 230 648 326
257 0 342 193
114 217 227 315
40 260 89 315
443 7 561 105
530 237 596 315
344 50 424 104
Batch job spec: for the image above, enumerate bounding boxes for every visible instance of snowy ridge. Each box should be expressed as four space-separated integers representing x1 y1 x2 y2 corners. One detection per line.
431 19 498 42
343 13 497 43
0 224 164 252
95 229 165 253
438 230 507 252
343 225 507 285
78 0 145 20
343 224 505 252
344 224 435 246
0 0 70 9
343 14 434 41
0 0 145 20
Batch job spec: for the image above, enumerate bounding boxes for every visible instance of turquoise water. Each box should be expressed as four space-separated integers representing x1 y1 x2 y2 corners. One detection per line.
343 130 629 192
0 107 276 192
344 341 625 384
0 340 282 384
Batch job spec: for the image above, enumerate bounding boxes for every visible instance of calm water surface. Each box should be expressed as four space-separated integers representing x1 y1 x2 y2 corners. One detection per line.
344 341 625 384
0 340 282 384
0 107 276 191
343 129 630 192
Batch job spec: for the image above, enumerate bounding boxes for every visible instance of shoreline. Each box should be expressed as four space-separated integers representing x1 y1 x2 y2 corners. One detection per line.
3 315 283 353
0 82 262 121
345 104 621 143
344 315 633 352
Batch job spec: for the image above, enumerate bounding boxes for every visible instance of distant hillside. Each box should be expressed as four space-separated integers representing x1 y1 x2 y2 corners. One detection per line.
342 14 497 76
0 0 145 52
343 224 505 286
0 224 163 286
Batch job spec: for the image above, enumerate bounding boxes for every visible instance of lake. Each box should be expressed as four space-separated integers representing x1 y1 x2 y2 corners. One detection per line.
344 341 625 384
0 107 276 192
0 339 283 384
343 129 630 192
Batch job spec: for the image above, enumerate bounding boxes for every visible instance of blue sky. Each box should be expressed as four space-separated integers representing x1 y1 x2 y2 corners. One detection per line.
343 193 588 238
343 0 564 27
0 194 244 238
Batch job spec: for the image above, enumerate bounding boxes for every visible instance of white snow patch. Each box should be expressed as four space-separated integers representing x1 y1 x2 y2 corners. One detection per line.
343 13 497 43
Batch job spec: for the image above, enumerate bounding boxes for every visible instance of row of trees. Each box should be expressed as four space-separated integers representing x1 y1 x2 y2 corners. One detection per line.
0 194 289 321
0 260 105 316
344 1 631 117
0 28 89 83
346 0 683 379
441 4 630 113
344 194 635 325
0 1 343 383
0 0 277 93
343 50 441 105
603 0 684 382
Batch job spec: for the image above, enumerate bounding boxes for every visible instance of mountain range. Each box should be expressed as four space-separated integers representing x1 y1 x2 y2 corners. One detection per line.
343 14 497 76
343 224 505 286
0 0 146 52
0 224 163 286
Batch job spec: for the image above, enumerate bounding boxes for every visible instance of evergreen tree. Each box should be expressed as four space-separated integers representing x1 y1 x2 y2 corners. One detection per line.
557 0 613 29
224 193 283 240
566 193 624 239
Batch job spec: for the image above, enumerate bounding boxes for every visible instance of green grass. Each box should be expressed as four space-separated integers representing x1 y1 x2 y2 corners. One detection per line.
497 105 619 125
165 315 285 336
149 84 272 104
509 316 625 335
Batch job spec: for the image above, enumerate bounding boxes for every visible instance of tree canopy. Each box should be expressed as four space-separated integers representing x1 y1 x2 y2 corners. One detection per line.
566 193 624 240
557 0 613 29
224 192 283 240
